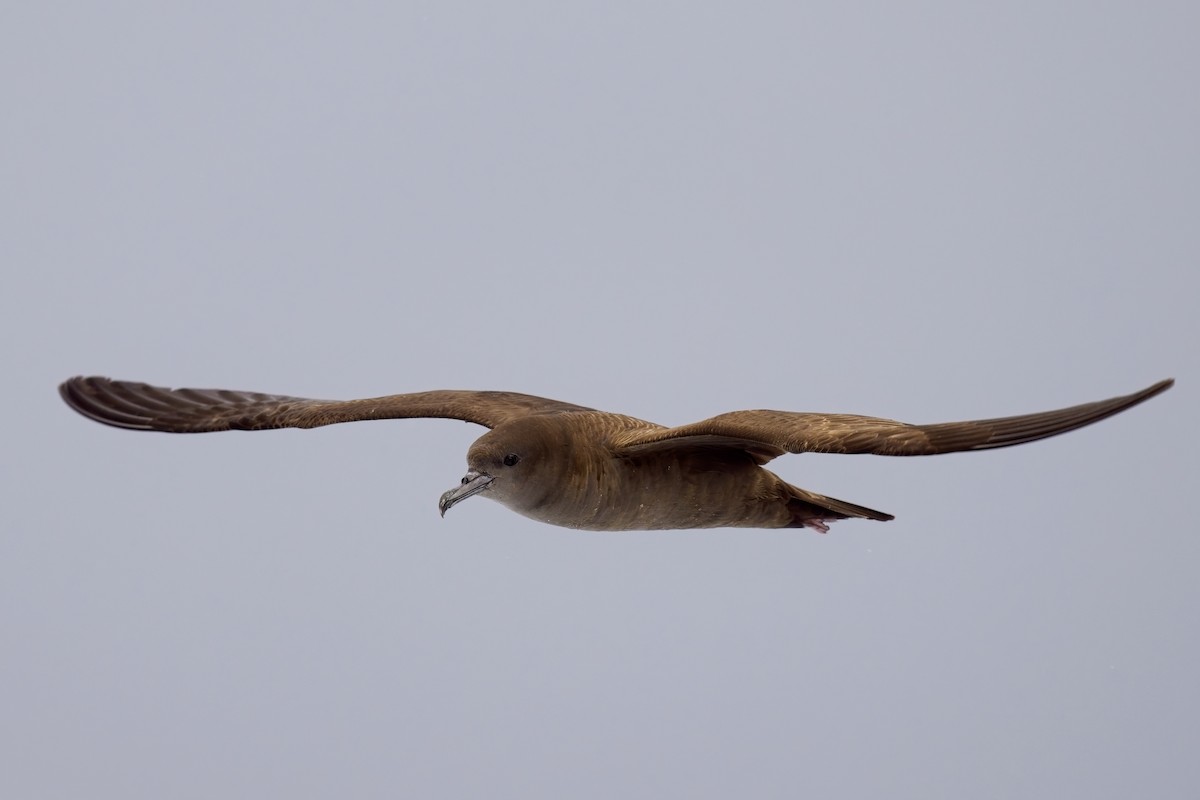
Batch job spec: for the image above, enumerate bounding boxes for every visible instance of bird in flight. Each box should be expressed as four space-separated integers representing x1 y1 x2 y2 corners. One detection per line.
60 376 1172 532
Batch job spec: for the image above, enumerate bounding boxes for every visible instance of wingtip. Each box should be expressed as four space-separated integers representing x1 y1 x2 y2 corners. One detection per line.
58 375 94 411
59 375 109 396
59 374 86 393
1142 378 1175 401
58 375 158 430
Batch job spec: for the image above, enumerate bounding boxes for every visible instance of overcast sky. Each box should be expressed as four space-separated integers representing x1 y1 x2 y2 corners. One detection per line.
3 3 1197 798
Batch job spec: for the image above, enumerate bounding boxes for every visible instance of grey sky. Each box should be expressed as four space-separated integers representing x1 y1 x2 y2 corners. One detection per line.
3 3 1196 798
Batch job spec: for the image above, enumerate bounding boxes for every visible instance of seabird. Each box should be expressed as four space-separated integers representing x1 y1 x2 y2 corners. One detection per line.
59 376 1173 532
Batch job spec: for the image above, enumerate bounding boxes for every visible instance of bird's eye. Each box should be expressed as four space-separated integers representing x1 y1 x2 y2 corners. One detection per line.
503 453 520 467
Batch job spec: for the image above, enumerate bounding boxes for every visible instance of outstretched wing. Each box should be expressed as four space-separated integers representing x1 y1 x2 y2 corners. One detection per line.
60 376 592 432
611 379 1173 462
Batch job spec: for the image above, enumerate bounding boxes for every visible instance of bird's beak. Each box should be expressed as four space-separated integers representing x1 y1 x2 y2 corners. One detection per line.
438 471 495 517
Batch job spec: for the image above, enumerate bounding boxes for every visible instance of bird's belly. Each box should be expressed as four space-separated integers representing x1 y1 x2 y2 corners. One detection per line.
522 455 789 531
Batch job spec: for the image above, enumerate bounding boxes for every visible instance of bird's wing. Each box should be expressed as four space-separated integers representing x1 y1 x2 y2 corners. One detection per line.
610 379 1173 461
60 376 592 432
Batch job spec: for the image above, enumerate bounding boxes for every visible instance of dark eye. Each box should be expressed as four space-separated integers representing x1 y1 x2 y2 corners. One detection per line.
503 453 520 467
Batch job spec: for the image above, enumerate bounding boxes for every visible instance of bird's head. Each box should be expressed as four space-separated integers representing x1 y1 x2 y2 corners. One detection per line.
437 418 561 519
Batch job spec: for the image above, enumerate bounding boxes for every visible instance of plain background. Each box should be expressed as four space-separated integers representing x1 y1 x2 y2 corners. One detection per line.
3 3 1196 798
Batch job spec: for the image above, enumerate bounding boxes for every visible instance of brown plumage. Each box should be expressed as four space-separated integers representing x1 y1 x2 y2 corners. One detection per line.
59 376 1173 532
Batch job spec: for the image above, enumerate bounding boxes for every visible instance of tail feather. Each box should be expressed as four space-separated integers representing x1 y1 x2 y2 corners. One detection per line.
786 485 894 532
